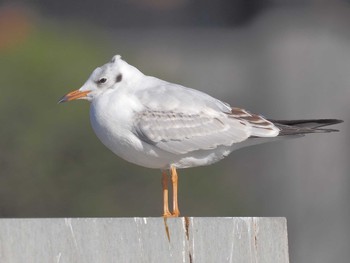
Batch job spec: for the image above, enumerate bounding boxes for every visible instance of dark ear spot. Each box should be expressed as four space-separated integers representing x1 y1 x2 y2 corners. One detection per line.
116 74 122 83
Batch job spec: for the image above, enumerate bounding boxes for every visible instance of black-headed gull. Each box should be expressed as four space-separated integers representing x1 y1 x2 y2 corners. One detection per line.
59 55 342 217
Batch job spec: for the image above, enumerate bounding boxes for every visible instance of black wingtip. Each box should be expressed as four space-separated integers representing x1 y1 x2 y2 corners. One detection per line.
270 118 343 136
311 119 343 126
270 119 343 127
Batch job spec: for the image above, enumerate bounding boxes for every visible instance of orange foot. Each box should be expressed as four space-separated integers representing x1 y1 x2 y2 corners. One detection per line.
162 167 181 218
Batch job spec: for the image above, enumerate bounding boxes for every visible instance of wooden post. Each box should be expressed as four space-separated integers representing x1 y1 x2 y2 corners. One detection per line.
0 217 289 263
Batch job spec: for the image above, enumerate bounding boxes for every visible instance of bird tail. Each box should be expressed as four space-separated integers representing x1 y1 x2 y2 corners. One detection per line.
269 119 343 136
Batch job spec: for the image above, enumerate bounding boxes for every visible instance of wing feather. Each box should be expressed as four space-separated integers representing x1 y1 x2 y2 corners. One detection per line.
229 107 279 137
133 110 251 154
131 81 280 155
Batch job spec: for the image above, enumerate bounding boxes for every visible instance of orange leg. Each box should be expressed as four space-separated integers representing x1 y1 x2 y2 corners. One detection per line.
162 170 172 217
171 166 180 217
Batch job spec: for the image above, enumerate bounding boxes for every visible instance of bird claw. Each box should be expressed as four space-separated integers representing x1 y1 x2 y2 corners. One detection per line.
163 211 180 218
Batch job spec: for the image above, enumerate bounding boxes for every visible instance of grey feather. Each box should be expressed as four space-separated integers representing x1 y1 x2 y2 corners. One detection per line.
133 110 251 154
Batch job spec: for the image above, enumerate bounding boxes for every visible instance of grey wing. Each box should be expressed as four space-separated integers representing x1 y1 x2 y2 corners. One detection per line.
133 110 252 155
132 79 280 154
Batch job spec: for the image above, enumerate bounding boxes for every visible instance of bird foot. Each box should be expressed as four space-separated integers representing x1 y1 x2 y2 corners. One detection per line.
163 210 180 218
163 211 172 218
172 209 180 217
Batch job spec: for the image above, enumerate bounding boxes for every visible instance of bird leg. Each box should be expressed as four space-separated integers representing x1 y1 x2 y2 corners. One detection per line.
171 166 180 217
162 170 172 217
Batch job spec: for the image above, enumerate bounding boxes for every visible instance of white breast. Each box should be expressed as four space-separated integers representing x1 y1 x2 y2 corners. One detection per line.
89 91 178 169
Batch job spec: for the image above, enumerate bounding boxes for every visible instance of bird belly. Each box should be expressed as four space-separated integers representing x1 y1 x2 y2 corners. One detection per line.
170 146 232 168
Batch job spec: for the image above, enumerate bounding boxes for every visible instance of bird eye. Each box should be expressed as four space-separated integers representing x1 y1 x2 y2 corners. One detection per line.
98 77 107 84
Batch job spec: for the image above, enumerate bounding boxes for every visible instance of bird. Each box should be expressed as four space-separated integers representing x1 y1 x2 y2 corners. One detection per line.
59 55 342 217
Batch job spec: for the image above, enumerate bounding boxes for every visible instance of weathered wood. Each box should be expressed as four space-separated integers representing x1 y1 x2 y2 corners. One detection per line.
0 217 289 263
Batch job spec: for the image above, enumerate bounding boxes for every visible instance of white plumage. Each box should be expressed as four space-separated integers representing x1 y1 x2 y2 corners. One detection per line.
70 55 279 169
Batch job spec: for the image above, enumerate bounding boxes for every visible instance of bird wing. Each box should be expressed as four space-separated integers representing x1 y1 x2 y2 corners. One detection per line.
229 107 279 137
132 80 279 154
133 109 252 154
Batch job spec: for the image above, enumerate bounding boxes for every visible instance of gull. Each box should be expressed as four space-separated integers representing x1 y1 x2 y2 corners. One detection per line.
59 55 342 217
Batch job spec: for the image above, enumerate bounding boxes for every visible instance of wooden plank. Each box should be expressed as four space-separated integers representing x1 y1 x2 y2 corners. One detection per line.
0 217 289 263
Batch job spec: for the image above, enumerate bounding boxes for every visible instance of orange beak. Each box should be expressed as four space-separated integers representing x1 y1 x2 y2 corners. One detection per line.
58 90 90 103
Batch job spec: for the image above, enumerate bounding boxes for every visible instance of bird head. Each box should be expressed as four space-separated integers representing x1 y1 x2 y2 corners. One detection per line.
58 55 139 103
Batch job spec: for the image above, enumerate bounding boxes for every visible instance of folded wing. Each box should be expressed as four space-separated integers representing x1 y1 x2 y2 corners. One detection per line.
133 108 281 154
132 81 280 155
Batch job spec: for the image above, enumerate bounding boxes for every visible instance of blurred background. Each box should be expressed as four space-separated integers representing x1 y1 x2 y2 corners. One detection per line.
0 0 349 262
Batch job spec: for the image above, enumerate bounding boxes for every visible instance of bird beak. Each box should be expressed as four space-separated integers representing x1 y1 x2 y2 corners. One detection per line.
58 89 91 103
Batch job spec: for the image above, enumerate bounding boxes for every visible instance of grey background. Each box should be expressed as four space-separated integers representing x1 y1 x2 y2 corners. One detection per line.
0 1 349 262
